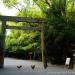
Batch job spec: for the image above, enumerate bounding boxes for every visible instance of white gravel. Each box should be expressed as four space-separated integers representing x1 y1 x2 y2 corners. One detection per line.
0 58 75 75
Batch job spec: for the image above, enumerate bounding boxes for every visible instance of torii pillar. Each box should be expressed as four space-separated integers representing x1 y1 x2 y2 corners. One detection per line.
41 24 47 68
0 21 6 68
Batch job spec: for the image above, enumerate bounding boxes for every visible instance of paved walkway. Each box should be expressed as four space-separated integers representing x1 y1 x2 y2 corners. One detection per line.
0 58 75 75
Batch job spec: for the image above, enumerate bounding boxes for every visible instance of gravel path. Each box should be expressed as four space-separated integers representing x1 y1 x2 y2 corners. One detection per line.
0 58 75 75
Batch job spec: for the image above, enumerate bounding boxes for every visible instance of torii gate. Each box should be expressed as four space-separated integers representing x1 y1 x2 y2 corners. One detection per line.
0 16 47 68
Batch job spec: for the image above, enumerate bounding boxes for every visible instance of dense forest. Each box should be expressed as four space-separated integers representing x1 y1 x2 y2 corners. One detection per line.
0 0 75 64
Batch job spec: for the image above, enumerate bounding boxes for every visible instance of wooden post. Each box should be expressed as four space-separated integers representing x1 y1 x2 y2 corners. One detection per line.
0 21 6 68
41 25 47 68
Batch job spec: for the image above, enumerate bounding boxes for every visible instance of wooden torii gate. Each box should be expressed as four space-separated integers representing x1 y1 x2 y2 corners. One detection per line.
0 16 47 68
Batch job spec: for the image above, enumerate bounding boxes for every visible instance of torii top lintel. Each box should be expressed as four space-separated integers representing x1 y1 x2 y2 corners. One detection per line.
0 16 47 23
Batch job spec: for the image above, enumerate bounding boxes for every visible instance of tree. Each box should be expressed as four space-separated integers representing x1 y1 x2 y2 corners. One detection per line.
2 0 75 64
34 0 75 64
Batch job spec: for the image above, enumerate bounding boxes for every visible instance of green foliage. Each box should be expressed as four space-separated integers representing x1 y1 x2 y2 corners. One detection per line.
44 0 75 64
2 0 18 8
16 1 46 18
33 0 49 11
33 0 75 64
5 30 40 52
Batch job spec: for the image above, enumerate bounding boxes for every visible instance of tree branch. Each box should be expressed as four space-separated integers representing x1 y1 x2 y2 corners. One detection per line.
45 0 51 7
12 5 21 12
5 2 22 12
34 2 47 14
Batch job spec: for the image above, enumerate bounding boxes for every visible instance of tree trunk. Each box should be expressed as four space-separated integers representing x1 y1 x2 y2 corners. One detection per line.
0 21 6 68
